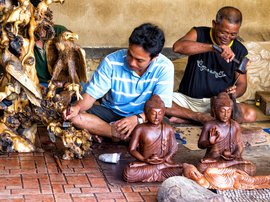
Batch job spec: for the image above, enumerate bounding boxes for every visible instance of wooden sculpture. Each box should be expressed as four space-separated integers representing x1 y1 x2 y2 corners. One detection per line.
5 0 32 36
183 163 270 190
0 48 41 106
1 0 39 85
35 0 64 23
0 0 49 152
4 0 37 72
0 122 36 152
197 92 256 175
46 31 87 100
123 95 182 183
47 122 92 160
0 0 93 159
0 0 13 14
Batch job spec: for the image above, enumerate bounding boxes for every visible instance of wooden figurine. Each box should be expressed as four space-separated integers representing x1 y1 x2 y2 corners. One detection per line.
35 0 65 23
46 31 87 100
0 123 36 153
47 122 92 160
197 92 256 175
183 163 270 190
0 0 92 159
5 0 32 36
123 95 182 182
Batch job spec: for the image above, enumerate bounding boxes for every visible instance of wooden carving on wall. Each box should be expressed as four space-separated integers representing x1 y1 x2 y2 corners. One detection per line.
0 0 92 159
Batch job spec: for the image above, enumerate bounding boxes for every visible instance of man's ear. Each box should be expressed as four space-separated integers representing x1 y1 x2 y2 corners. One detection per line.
212 20 217 28
150 55 157 62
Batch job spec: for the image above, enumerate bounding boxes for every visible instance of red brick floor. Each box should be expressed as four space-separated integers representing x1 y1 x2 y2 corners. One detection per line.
0 127 159 202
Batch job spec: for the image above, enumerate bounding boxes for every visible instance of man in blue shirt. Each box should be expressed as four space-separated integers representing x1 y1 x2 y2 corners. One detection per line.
64 23 174 141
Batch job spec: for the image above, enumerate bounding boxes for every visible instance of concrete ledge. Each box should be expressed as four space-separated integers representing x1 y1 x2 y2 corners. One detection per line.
83 47 183 60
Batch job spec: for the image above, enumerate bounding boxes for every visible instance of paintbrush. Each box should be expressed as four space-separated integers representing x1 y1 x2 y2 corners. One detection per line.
63 103 72 128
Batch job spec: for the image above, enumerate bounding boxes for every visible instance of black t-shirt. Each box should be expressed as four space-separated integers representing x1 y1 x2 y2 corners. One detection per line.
179 26 248 98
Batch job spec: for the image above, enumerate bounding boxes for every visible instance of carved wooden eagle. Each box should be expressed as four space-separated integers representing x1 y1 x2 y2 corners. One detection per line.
46 31 87 99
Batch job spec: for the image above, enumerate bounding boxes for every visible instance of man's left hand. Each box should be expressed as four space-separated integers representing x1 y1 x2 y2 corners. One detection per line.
225 85 236 97
113 115 138 140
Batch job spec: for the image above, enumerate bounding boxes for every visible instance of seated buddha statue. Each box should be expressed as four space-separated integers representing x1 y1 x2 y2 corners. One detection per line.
123 95 182 182
197 92 256 176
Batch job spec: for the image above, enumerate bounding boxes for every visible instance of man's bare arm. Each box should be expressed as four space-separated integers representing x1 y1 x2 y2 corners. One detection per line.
64 93 96 120
173 28 213 56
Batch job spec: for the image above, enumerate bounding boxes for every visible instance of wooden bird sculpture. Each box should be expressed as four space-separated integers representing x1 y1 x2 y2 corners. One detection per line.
46 31 87 100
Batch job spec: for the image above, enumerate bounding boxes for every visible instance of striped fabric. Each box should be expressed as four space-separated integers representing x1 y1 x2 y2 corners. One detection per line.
84 49 174 117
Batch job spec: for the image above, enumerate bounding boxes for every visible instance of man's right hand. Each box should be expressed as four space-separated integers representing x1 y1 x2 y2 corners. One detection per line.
63 105 80 120
217 44 235 63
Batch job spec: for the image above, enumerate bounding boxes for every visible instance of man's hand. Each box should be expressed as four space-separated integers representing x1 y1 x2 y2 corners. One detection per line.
113 115 138 140
218 45 235 63
225 85 237 97
63 105 80 120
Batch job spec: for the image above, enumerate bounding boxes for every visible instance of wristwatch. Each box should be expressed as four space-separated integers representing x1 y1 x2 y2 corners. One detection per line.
136 114 144 124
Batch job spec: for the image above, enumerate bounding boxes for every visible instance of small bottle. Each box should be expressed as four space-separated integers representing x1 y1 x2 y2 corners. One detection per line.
255 97 260 107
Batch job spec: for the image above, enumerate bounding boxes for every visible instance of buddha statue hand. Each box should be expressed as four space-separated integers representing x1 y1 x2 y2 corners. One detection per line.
221 149 235 160
145 154 164 165
209 127 220 144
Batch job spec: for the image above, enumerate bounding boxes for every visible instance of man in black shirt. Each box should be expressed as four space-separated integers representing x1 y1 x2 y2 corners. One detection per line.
166 6 256 124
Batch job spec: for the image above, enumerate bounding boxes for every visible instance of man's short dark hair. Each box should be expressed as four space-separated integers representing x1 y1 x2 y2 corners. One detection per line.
129 23 165 58
216 6 242 25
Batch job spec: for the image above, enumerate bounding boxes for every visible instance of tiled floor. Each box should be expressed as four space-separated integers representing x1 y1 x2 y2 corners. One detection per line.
0 127 159 202
1 106 270 202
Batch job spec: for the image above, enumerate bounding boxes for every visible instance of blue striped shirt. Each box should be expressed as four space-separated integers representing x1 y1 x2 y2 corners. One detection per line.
84 49 174 117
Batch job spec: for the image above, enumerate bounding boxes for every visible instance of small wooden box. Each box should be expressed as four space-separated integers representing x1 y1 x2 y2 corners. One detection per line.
255 91 270 115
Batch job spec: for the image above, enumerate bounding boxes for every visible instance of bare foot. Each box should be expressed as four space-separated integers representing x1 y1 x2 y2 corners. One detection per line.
196 112 214 124
169 116 190 123
169 116 191 124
